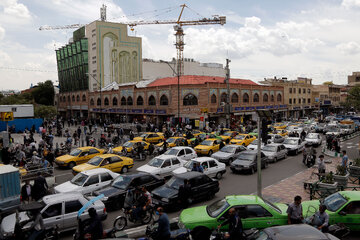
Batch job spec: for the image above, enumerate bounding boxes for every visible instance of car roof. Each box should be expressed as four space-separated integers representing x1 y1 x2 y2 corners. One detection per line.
224 144 240 148
155 154 179 160
123 172 160 180
77 146 98 150
43 192 83 204
96 154 121 158
171 146 193 150
143 132 163 135
264 224 329 240
192 157 216 162
241 150 258 154
81 168 114 175
266 143 283 146
205 138 219 141
174 171 204 179
225 195 265 205
286 137 301 140
339 191 360 199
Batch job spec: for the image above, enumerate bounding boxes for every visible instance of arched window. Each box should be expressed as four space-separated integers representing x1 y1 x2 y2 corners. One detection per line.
137 96 144 106
211 94 217 103
76 95 80 102
67 96 70 102
97 98 101 106
160 95 169 105
113 97 118 106
121 97 126 106
271 95 274 102
243 93 249 103
72 95 75 102
63 96 66 102
220 93 227 104
90 98 94 106
104 97 109 106
263 93 268 102
127 96 133 106
253 93 259 103
183 94 198 106
82 94 86 102
277 94 282 102
231 93 239 103
148 95 156 106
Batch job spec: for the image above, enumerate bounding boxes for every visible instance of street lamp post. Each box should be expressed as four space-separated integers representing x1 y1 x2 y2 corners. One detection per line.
86 73 102 120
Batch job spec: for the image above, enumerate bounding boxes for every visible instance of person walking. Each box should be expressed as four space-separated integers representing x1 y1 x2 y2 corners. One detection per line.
287 195 303 224
32 172 48 201
21 180 33 203
217 207 244 240
342 150 348 168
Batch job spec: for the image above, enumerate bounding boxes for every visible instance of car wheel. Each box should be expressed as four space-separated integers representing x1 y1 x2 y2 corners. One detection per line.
113 216 127 231
121 166 128 173
141 210 152 224
273 157 277 163
192 227 211 240
208 150 213 156
68 162 76 169
295 149 298 155
264 162 268 169
250 167 255 174
216 172 223 179
284 153 288 159
227 158 233 166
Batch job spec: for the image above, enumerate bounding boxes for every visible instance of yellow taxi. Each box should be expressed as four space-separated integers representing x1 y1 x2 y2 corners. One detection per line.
113 140 150 154
273 123 287 130
230 134 256 146
182 130 204 138
156 137 191 148
219 131 239 143
271 129 288 137
194 138 223 156
72 154 134 174
55 147 104 169
134 132 165 143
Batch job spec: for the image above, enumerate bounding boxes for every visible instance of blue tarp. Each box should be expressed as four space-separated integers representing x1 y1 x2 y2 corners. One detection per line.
0 118 43 132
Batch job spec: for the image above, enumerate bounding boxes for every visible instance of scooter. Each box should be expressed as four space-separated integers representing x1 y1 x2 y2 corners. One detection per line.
113 206 154 231
303 154 315 168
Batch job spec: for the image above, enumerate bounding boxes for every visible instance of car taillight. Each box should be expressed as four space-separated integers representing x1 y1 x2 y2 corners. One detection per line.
103 207 106 213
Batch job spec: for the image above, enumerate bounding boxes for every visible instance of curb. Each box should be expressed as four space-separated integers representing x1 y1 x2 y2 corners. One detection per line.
340 132 360 142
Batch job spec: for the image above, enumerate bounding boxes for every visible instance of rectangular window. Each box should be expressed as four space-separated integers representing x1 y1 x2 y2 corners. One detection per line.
298 88 301 94
308 98 310 104
92 46 96 50
289 88 292 94
308 89 310 94
303 88 306 94
302 98 305 103
289 99 292 104
80 39 88 51
293 98 296 104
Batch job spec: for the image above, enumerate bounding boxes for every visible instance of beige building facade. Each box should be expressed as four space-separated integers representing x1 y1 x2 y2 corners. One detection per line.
348 72 360 87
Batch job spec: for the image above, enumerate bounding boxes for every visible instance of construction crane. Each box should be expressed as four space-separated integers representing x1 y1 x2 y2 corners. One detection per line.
39 4 226 75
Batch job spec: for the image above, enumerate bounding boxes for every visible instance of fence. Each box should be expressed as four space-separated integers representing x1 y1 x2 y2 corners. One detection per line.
0 118 43 132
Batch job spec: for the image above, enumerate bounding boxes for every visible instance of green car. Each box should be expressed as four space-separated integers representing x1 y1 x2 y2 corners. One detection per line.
248 129 258 137
178 195 288 239
302 191 360 231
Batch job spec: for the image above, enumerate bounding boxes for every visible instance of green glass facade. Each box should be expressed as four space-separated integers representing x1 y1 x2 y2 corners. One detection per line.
56 38 89 93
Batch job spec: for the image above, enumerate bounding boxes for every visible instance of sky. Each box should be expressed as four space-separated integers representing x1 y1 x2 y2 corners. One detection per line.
1 0 360 90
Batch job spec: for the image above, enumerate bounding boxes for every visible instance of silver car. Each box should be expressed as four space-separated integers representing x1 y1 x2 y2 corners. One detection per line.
268 134 285 144
0 192 107 237
305 133 322 147
211 144 247 165
262 144 288 163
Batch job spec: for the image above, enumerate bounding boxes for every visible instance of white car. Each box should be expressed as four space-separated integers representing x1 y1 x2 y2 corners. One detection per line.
54 168 119 194
262 144 288 163
0 192 106 236
136 155 185 178
247 139 264 150
172 157 226 179
268 134 285 144
282 137 306 155
161 146 197 161
305 133 322 147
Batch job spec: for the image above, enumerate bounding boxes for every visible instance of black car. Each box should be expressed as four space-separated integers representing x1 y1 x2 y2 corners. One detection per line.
230 150 268 174
151 171 219 210
93 172 165 210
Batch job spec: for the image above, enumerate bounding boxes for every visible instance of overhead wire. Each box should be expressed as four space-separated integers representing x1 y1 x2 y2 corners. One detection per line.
0 66 57 73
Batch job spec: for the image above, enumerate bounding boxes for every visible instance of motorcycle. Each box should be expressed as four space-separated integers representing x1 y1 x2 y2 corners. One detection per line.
303 154 315 168
146 223 191 240
209 228 258 240
113 206 154 231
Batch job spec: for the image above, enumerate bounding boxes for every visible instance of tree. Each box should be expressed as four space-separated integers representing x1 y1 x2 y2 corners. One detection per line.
345 86 360 111
34 105 57 119
323 81 333 85
32 80 55 106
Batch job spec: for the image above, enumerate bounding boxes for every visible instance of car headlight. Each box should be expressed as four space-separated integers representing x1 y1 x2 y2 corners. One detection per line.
161 198 169 203
102 196 108 201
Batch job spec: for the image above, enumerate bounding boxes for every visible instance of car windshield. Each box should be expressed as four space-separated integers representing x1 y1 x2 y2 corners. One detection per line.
323 192 348 212
262 145 277 152
123 141 134 147
221 146 235 153
223 132 233 136
206 198 230 218
111 175 132 189
250 139 258 145
237 153 255 161
167 138 176 143
139 134 149 138
283 139 297 145
263 198 281 213
70 173 88 186
166 177 184 190
200 140 213 146
184 160 195 169
87 156 103 166
164 148 179 156
235 135 245 140
148 158 164 168
70 148 81 156
306 134 318 139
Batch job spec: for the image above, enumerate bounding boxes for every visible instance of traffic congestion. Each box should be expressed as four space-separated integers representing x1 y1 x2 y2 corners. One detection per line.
0 114 359 240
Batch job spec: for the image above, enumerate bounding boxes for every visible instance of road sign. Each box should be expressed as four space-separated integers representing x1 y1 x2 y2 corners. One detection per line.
0 112 14 121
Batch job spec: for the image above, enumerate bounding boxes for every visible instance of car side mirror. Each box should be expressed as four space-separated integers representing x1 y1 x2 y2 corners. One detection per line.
339 211 347 216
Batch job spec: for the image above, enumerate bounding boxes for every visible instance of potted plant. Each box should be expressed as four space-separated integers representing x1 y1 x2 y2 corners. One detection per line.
333 165 349 189
318 172 338 196
349 158 360 176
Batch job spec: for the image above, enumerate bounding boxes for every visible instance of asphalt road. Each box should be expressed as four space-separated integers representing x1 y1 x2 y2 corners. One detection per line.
11 131 360 239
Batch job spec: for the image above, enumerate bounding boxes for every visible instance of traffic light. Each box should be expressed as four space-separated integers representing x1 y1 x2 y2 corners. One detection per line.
261 119 269 144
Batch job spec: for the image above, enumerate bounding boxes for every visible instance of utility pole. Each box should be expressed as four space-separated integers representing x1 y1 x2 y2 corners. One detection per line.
257 113 262 197
225 59 231 128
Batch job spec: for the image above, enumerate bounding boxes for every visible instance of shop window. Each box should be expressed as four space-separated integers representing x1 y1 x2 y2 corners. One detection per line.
148 95 156 106
253 93 259 103
211 94 217 103
137 96 144 106
160 95 169 105
220 93 227 103
183 94 198 106
231 93 239 103
243 93 249 103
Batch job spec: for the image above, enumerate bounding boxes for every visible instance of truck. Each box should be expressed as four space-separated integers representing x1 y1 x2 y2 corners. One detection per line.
0 165 21 215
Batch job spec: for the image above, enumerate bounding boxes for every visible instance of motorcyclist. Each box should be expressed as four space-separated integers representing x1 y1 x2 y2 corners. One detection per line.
83 208 103 240
132 188 148 222
217 207 243 240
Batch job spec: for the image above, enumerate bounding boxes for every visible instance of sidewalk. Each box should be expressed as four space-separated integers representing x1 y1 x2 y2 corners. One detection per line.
261 156 357 203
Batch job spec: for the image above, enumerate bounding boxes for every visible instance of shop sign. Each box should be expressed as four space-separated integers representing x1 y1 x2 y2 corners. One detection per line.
200 116 204 121
245 107 255 110
265 106 273 109
234 107 244 111
195 120 200 127
144 109 154 114
293 107 301 110
323 100 331 105
304 106 310 109
217 108 223 113
279 105 287 108
156 110 166 114
132 109 143 113
256 106 265 110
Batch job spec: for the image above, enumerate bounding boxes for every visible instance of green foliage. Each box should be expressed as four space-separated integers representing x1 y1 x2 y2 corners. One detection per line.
345 86 360 111
323 81 333 85
353 158 360 167
322 171 334 184
0 93 33 105
335 165 347 176
34 105 57 119
31 80 55 106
